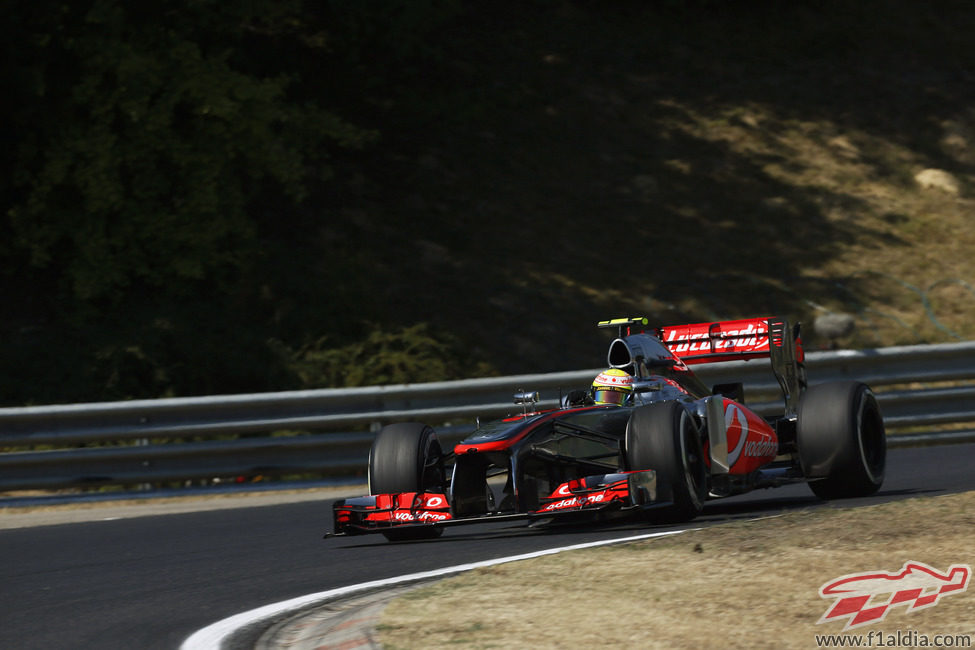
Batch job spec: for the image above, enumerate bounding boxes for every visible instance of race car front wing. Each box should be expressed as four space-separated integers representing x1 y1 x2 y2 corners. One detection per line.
327 469 672 537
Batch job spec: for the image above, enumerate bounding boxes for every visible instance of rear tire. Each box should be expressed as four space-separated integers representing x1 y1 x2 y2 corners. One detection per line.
368 422 446 540
625 402 707 522
797 381 886 499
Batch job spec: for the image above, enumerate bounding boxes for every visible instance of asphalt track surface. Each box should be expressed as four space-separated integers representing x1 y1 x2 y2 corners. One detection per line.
2 443 973 650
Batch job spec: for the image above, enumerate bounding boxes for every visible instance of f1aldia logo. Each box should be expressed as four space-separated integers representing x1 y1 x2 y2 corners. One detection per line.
818 561 971 630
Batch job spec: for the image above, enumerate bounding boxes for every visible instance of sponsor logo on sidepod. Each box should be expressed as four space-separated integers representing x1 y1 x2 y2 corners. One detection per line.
723 402 775 467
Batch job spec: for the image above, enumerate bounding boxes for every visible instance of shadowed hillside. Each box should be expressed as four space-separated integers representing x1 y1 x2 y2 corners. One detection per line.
4 1 975 403
315 1 975 373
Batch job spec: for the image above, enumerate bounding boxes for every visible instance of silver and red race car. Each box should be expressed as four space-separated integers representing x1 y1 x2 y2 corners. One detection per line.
328 316 886 541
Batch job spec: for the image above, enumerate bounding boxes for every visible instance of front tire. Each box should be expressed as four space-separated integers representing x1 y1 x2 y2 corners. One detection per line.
625 402 707 522
368 422 446 540
797 381 886 499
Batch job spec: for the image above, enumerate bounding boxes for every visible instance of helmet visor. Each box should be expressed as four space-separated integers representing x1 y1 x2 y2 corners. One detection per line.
593 388 627 405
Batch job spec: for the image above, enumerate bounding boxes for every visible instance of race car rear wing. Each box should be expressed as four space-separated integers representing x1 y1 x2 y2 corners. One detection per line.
603 316 805 418
657 317 803 366
661 316 805 417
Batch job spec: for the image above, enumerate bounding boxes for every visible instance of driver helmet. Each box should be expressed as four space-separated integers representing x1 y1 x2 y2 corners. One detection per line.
591 368 633 405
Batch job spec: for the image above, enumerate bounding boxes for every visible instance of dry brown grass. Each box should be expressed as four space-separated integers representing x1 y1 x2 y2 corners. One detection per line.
668 103 975 349
379 491 975 649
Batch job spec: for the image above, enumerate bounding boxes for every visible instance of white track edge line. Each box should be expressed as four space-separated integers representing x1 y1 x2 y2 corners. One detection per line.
180 528 690 649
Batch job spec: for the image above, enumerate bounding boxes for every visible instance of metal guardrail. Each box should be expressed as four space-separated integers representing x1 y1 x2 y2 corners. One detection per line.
1 342 975 493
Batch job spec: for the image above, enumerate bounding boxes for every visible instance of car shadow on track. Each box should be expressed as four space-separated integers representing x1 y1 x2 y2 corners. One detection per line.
699 486 944 520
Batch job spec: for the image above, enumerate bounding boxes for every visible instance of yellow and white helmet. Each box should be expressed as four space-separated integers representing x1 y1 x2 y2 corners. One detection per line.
591 368 633 405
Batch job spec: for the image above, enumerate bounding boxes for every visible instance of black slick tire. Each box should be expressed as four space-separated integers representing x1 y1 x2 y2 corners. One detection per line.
797 381 886 499
625 402 707 522
368 422 445 540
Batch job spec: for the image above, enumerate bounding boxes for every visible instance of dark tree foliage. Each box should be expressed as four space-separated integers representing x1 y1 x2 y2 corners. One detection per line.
0 0 459 404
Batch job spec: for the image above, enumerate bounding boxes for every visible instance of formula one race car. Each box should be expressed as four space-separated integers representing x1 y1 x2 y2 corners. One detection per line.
329 316 886 541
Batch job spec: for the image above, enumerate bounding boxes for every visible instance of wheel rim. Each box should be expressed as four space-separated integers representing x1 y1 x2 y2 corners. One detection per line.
678 411 706 509
419 433 445 492
855 391 885 484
